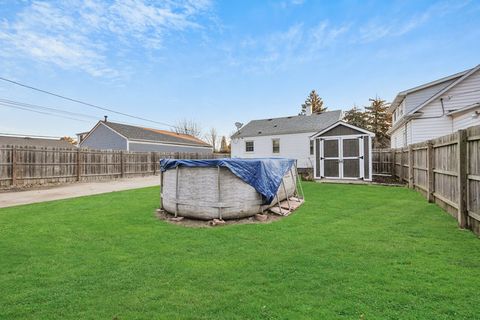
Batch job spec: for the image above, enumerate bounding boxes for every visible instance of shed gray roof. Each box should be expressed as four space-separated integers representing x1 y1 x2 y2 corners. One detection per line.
0 136 76 148
102 121 211 147
231 110 343 138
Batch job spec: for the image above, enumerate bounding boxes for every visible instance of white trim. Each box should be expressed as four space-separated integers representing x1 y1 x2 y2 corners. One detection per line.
446 102 480 116
367 136 373 181
310 121 375 139
359 137 365 179
245 140 254 153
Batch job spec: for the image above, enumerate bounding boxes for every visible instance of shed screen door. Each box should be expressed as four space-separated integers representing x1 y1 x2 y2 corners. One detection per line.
320 137 364 179
342 138 361 178
322 139 340 178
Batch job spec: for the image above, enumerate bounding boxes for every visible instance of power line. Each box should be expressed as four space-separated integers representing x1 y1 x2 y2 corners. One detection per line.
0 98 99 120
0 132 63 139
0 102 90 123
0 98 181 131
0 76 177 128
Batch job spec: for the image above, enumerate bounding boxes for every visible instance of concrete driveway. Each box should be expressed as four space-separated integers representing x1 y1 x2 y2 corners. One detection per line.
0 176 160 209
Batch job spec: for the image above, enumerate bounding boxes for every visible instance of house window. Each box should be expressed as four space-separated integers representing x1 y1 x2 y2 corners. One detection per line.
310 140 314 155
272 139 280 153
245 141 254 152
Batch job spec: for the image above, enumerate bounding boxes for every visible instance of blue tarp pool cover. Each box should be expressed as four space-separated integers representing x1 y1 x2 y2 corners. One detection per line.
160 158 295 204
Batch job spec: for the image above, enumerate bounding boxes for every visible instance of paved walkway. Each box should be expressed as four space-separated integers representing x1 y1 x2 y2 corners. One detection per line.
0 176 160 209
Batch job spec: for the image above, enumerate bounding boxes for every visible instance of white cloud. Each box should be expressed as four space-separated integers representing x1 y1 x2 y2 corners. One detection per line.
229 21 349 73
0 0 213 78
358 0 470 43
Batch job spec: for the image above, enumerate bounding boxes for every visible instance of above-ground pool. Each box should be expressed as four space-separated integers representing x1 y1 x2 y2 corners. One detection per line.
160 158 299 220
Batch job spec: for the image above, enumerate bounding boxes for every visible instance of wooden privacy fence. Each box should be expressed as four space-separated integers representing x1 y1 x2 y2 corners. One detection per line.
0 145 229 188
372 124 480 235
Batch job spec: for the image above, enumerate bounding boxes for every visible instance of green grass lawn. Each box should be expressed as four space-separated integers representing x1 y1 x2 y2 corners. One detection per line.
1 183 479 319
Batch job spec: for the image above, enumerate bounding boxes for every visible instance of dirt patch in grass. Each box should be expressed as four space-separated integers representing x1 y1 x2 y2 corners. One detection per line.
155 209 287 228
373 175 404 185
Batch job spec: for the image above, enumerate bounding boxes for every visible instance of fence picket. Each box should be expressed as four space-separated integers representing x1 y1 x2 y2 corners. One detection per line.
372 124 480 235
0 146 229 188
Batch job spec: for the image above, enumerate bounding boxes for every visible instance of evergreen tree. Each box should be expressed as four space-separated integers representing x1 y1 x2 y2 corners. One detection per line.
343 106 368 130
300 90 327 115
364 97 392 147
220 136 229 153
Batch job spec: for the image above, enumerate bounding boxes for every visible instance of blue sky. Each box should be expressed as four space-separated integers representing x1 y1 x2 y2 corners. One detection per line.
0 0 479 139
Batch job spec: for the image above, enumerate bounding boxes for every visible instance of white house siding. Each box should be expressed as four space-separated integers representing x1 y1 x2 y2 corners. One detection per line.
409 117 452 144
231 132 315 168
403 78 457 113
452 107 480 131
390 68 480 147
390 127 404 148
441 68 480 113
390 121 413 148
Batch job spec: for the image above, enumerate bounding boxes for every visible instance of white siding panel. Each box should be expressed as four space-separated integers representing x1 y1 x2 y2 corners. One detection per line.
421 69 480 117
410 117 452 144
452 107 480 131
231 132 315 168
404 79 456 113
390 127 405 148
441 69 480 112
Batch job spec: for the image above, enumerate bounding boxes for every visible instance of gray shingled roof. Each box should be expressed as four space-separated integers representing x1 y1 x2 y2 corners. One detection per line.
231 110 343 138
102 121 211 147
0 136 76 148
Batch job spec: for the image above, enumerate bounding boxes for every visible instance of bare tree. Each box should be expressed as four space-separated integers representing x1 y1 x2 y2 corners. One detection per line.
205 127 218 152
175 119 202 138
60 136 77 145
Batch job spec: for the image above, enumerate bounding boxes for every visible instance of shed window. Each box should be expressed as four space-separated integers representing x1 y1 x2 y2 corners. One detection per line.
245 141 254 152
310 140 314 155
272 139 280 153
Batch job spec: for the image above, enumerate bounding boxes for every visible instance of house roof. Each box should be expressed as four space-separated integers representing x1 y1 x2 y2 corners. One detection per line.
231 110 343 138
100 121 211 147
0 136 76 148
388 66 476 113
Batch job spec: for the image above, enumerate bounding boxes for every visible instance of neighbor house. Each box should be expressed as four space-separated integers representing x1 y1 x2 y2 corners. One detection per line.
231 108 375 181
78 120 213 153
388 64 480 148
0 135 76 148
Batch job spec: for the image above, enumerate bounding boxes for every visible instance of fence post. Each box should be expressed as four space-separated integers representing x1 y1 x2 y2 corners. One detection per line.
11 146 17 186
120 151 125 178
76 148 81 181
426 141 435 203
457 129 468 229
391 149 396 177
408 145 414 188
152 152 156 175
397 149 401 181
